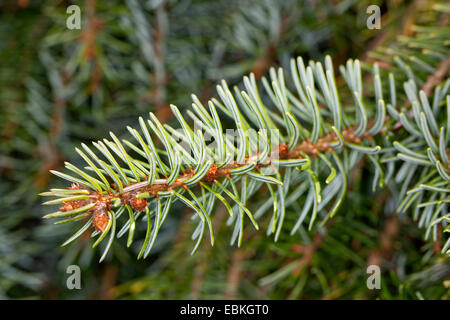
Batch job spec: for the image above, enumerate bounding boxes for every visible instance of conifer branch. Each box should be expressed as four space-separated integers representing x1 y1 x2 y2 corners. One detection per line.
40 50 449 261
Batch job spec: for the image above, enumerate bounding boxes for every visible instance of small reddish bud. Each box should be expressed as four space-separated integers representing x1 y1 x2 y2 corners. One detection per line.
93 209 110 233
279 143 289 158
204 165 219 182
130 196 148 212
59 202 74 212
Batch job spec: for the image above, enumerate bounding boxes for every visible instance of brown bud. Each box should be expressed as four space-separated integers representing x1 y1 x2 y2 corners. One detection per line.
131 196 148 212
278 143 289 158
59 198 92 212
93 209 110 233
68 183 84 190
59 202 74 212
204 165 219 182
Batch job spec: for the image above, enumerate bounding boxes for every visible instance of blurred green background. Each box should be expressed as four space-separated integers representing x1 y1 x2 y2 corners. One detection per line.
0 0 448 299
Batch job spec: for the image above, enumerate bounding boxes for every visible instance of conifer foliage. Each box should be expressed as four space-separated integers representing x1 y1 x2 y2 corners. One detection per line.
41 49 450 261
2 0 449 300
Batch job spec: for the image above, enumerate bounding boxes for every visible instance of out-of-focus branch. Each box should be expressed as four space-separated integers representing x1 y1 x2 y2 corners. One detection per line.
421 56 450 97
190 205 228 299
368 215 399 267
35 0 105 189
150 3 170 123
362 0 428 64
82 0 104 93
34 94 66 189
